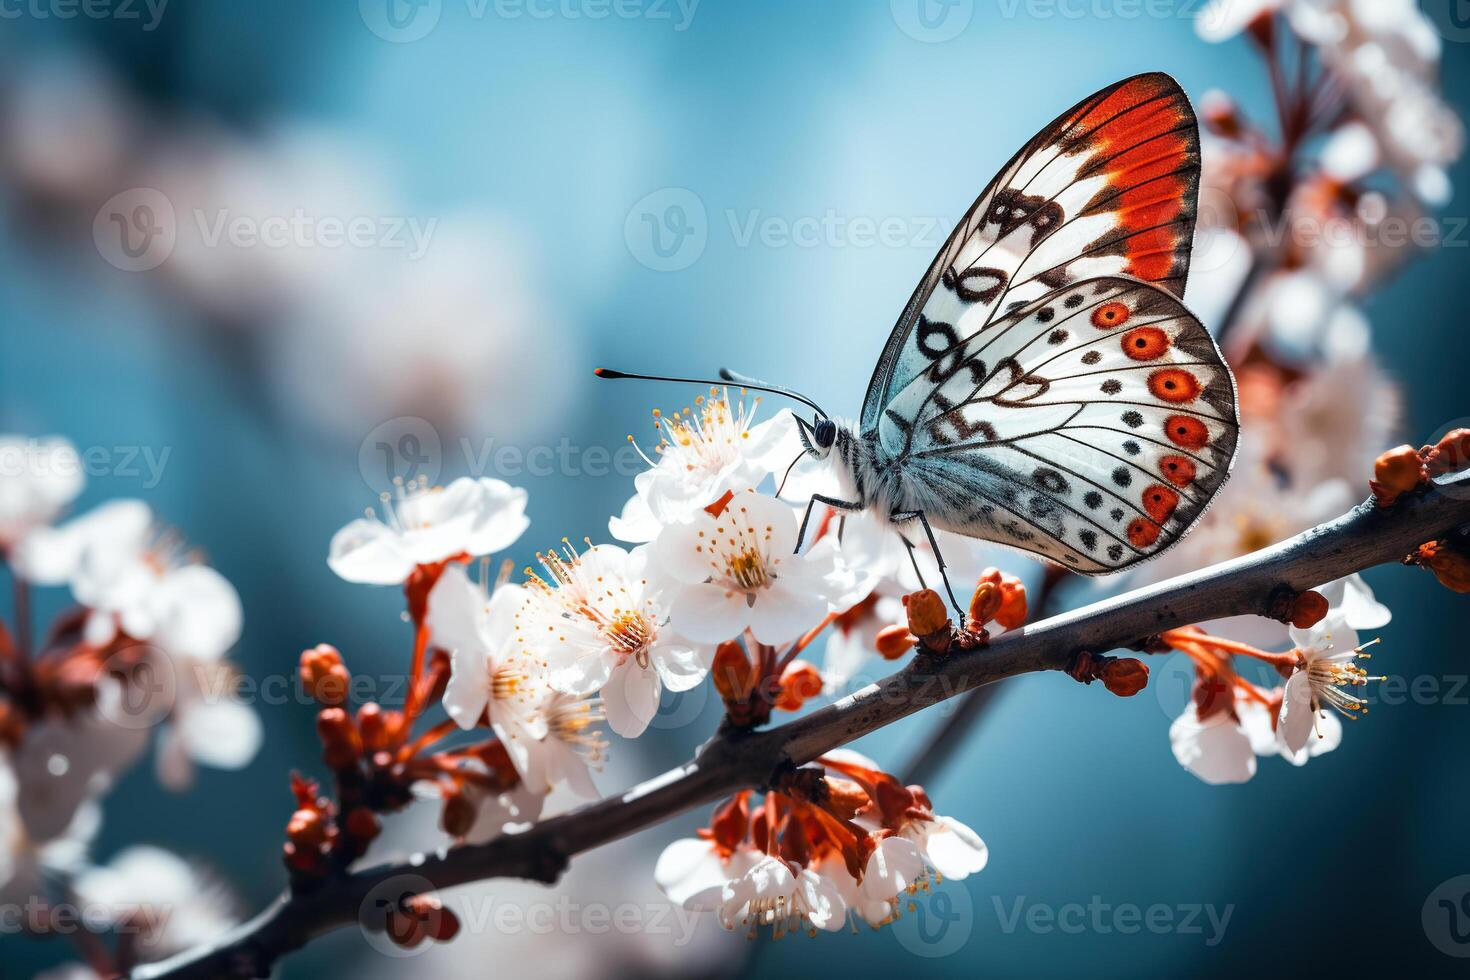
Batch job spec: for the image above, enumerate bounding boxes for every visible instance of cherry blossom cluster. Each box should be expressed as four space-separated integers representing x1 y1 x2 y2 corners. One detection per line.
290 386 1041 945
0 436 255 975
656 750 986 938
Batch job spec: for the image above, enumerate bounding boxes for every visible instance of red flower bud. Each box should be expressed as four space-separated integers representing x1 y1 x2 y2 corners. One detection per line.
903 589 950 641
874 624 917 660
968 580 1002 625
1100 658 1149 697
1371 444 1424 506
440 785 476 838
344 806 380 843
1417 540 1470 593
286 807 330 850
1422 428 1470 477
711 641 753 707
775 660 823 712
316 707 361 770
300 644 350 707
1289 589 1329 629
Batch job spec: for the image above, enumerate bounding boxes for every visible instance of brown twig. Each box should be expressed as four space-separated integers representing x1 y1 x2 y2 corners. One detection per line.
132 469 1470 980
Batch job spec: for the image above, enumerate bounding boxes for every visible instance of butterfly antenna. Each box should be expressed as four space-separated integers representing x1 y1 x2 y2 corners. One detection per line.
595 367 829 419
716 368 830 420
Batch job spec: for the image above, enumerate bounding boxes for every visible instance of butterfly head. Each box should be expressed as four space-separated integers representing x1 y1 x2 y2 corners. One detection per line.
796 415 838 460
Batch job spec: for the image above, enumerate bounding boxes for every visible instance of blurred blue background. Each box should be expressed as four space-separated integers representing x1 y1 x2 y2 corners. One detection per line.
1 1 1468 976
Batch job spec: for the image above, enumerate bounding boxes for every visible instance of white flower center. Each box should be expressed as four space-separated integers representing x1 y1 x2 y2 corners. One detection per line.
546 693 608 765
698 502 779 594
1302 637 1384 720
636 387 759 477
371 475 440 533
524 540 661 666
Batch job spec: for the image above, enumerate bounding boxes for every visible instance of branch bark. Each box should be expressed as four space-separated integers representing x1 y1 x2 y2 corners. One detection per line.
133 472 1470 979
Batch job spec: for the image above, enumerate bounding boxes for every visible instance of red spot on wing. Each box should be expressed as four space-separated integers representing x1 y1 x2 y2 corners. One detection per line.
1159 454 1197 486
1091 302 1131 329
1141 484 1180 523
1148 368 1201 403
1164 414 1209 450
1127 517 1161 548
1121 326 1170 360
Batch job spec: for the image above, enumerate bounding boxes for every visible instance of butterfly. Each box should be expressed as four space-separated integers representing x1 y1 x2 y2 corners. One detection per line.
602 73 1238 610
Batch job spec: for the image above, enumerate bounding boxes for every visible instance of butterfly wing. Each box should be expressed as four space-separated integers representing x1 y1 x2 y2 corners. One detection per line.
892 276 1237 573
861 72 1201 446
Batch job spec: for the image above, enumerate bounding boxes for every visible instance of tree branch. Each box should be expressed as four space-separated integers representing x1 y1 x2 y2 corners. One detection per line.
133 471 1470 979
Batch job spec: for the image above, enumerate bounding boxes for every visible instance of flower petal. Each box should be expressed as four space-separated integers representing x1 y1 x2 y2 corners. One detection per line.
1170 703 1257 784
746 583 827 646
327 518 414 585
651 639 712 693
925 817 989 879
601 661 661 738
669 583 751 644
1277 671 1316 755
463 478 531 556
176 699 262 770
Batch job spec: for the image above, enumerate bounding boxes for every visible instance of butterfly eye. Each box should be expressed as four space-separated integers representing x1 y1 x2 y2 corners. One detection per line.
814 419 837 449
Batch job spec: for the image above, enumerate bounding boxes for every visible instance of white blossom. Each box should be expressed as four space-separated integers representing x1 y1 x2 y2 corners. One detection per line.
329 476 528 585
516 543 708 739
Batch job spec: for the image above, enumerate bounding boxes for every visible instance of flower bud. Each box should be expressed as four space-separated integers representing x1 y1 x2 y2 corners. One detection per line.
1423 428 1470 477
904 589 950 640
1417 540 1470 593
1100 658 1149 697
316 707 361 770
968 580 1002 625
344 806 380 843
775 660 823 712
1289 589 1329 629
711 641 753 707
282 841 321 875
300 644 350 706
1371 444 1424 506
874 624 917 660
994 577 1028 630
286 807 329 850
440 785 476 838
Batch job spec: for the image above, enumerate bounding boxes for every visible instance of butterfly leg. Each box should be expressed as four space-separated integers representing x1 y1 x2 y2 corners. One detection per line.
795 495 864 555
890 510 964 615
